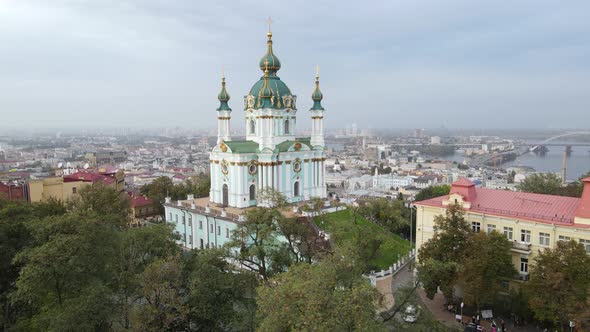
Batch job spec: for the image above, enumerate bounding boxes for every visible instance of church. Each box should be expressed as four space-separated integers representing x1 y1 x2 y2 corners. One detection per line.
164 28 327 249
210 28 327 208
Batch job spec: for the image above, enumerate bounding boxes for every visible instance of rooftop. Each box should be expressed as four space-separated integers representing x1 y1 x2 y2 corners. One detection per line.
415 178 588 227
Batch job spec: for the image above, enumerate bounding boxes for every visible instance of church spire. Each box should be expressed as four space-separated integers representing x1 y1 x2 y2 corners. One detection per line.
259 17 281 76
311 65 324 111
217 71 231 111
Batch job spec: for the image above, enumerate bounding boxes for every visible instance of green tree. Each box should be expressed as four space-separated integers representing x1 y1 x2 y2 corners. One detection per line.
417 204 471 300
227 207 292 280
459 231 516 309
256 258 385 331
517 173 563 195
414 185 451 202
183 249 258 331
140 176 175 214
357 198 408 235
12 212 120 331
70 182 130 227
525 240 590 329
141 175 211 214
277 217 327 264
132 256 188 331
113 223 180 329
0 202 33 330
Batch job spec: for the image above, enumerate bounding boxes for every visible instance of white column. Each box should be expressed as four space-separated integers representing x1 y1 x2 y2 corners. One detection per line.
257 164 263 191
286 163 291 199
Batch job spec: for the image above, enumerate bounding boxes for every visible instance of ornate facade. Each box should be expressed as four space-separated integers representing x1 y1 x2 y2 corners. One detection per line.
209 30 327 208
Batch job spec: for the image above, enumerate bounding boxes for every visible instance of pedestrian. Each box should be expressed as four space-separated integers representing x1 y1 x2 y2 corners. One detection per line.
501 319 505 332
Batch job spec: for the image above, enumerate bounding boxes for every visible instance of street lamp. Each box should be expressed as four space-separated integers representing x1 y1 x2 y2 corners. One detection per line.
407 198 416 269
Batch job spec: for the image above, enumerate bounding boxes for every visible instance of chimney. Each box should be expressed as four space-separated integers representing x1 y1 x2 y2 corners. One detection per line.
574 178 590 225
165 197 171 204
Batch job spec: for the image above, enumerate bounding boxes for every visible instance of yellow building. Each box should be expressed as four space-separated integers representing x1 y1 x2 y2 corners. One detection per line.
28 177 88 202
28 169 124 202
415 178 590 282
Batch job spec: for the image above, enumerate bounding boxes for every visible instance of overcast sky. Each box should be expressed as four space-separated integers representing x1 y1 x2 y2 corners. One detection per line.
1 0 589 130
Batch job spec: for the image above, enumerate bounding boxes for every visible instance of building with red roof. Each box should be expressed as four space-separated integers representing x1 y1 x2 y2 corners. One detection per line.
128 193 159 224
414 178 590 282
27 168 125 203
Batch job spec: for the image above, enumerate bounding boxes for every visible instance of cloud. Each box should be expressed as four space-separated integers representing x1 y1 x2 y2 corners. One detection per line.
0 0 589 129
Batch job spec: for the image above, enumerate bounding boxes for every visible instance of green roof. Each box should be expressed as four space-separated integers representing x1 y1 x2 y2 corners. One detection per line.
224 140 259 153
275 138 311 152
217 77 231 111
248 76 294 110
310 76 324 111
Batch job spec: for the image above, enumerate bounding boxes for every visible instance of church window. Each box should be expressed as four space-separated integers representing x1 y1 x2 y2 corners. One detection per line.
249 184 256 201
249 163 257 175
294 181 300 197
250 120 256 134
284 120 290 134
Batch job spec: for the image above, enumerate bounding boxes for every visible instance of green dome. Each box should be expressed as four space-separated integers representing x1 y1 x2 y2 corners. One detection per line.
259 32 281 75
248 76 294 109
310 75 324 111
217 77 231 111
245 32 296 110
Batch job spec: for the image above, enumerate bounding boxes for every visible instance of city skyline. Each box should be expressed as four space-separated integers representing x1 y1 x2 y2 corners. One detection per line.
1 0 589 129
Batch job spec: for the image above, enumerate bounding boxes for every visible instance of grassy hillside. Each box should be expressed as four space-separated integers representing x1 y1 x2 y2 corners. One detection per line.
315 209 410 270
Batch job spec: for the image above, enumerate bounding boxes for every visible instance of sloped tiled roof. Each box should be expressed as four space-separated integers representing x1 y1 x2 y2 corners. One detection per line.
416 178 585 227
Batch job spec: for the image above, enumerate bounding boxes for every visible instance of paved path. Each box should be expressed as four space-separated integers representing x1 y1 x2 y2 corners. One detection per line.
388 262 542 332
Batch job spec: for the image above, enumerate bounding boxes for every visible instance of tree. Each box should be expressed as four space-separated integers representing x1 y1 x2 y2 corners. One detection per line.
0 201 33 330
183 249 258 331
112 224 180 329
70 182 130 227
227 207 291 280
141 175 211 214
417 204 471 300
517 173 564 196
140 176 175 214
12 212 120 331
414 185 451 202
277 217 327 264
256 258 385 331
357 198 408 235
459 231 516 309
132 256 188 331
525 240 590 329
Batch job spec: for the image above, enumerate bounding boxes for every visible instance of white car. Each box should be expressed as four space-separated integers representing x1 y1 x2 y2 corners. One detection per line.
403 305 419 323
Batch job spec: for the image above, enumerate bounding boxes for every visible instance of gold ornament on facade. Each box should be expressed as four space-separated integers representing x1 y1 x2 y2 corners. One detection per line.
294 142 302 151
220 143 228 152
221 159 229 174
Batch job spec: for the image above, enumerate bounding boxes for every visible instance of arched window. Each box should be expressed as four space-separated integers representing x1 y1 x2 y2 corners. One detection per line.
284 120 290 134
294 181 300 197
250 120 256 134
222 184 229 207
249 184 256 201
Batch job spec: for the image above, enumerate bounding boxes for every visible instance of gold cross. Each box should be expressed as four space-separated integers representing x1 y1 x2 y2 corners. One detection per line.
266 16 273 33
315 64 319 77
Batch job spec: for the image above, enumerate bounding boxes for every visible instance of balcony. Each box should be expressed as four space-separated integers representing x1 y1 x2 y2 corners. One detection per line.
511 241 532 255
517 272 529 281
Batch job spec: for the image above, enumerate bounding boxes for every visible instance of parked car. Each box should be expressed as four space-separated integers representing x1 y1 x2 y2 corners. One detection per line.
403 305 419 323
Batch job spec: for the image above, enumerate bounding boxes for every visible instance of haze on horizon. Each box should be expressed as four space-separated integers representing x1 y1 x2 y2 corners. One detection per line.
1 0 589 130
